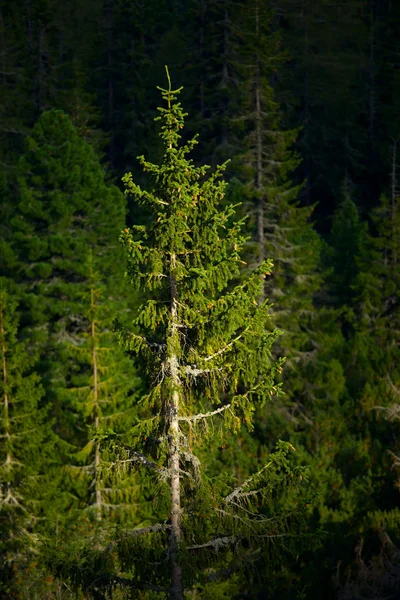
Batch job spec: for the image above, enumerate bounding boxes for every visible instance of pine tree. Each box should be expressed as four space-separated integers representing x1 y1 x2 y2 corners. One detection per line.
223 10 351 594
56 68 310 599
0 287 60 595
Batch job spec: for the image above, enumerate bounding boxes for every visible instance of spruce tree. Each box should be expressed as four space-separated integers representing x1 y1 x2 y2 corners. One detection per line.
317 156 400 597
58 68 309 599
0 287 60 595
65 253 141 523
351 172 400 512
327 181 368 310
223 10 351 593
5 109 128 441
228 1 343 426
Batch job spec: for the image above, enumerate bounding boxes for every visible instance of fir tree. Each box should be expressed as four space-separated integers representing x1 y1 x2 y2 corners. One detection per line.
5 109 128 441
65 253 141 523
224 10 351 593
317 150 400 597
228 1 342 425
57 68 310 600
0 287 59 595
352 147 400 497
327 181 368 310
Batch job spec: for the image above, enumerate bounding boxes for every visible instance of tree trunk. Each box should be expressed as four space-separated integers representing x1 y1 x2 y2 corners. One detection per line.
168 253 183 600
302 0 311 204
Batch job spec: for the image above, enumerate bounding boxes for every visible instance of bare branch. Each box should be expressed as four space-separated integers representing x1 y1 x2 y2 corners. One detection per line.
178 404 231 423
183 365 223 377
225 461 273 504
179 449 201 481
186 536 236 551
113 445 168 474
386 374 400 401
121 523 172 537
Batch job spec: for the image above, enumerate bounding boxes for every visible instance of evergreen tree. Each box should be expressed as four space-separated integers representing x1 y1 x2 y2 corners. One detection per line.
4 109 127 441
353 173 400 419
0 288 59 595
224 10 353 595
352 157 400 495
317 152 400 598
229 1 342 425
65 253 141 523
327 181 368 310
56 68 310 600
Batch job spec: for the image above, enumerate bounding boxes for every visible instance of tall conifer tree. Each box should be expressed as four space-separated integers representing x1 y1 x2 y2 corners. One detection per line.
66 254 141 523
4 110 128 441
327 182 368 310
57 68 309 600
0 288 60 595
229 1 343 425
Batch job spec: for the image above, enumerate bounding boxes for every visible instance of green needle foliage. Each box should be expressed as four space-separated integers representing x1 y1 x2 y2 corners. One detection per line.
327 181 368 311
60 67 310 600
0 288 60 596
226 6 347 523
6 109 127 441
227 1 334 410
65 253 141 524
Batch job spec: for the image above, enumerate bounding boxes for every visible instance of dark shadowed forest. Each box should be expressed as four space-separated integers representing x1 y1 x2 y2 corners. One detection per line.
1 1 400 598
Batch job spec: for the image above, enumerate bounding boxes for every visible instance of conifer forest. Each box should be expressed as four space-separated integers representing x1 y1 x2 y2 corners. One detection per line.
1 1 400 598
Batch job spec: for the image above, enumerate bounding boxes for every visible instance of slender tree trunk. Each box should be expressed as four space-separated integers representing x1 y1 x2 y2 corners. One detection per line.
392 138 397 211
0 11 6 86
0 301 8 428
90 283 102 521
168 253 183 600
304 1 312 204
255 75 264 265
25 0 32 49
